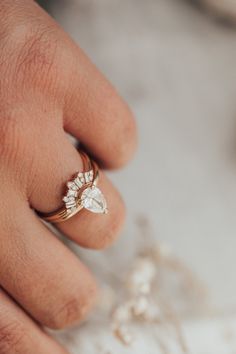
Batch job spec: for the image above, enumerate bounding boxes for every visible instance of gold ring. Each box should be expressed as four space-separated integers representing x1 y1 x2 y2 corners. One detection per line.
39 151 108 223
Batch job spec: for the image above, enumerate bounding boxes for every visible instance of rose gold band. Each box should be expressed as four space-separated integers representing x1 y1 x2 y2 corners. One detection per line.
38 151 107 223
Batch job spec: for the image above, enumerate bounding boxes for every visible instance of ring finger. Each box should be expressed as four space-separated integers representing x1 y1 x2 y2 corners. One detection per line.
30 129 125 249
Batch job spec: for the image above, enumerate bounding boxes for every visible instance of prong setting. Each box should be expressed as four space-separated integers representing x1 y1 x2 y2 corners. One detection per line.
63 168 106 215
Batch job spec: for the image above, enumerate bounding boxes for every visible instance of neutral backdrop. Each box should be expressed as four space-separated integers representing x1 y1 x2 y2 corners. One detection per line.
47 0 236 352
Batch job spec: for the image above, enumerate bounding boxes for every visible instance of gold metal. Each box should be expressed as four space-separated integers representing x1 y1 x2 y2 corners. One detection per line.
38 151 104 223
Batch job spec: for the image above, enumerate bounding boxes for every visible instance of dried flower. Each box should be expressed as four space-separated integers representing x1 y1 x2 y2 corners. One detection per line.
113 324 134 346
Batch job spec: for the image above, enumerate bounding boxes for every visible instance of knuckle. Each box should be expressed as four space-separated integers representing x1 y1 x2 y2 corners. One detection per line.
0 18 69 106
45 290 96 330
0 17 63 97
51 297 81 329
14 27 59 90
0 321 27 353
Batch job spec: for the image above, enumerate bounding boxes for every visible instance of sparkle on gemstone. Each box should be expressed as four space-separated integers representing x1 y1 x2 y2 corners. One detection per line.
81 186 107 214
66 200 76 208
74 177 83 188
67 181 77 191
67 189 78 198
84 172 90 183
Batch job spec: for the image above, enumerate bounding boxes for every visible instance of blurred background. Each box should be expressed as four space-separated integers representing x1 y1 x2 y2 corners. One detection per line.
41 0 236 352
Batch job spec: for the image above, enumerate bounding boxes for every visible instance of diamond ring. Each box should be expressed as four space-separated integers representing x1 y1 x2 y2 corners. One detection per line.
39 151 108 223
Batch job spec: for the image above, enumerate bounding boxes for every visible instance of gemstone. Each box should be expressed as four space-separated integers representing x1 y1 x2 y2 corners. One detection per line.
67 181 77 191
66 200 76 208
84 172 90 183
81 186 107 214
67 190 78 198
89 171 93 181
74 177 83 188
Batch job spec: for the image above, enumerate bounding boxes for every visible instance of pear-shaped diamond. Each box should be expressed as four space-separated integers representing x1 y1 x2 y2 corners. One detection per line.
81 186 108 214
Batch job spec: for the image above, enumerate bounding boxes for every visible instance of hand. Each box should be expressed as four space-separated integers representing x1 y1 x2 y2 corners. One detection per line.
0 1 137 353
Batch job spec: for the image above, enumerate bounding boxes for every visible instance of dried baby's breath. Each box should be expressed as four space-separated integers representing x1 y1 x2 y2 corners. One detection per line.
100 216 208 353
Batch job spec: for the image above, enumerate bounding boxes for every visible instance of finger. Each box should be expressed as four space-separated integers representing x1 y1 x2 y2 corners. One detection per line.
63 49 138 169
1 0 137 169
40 1 137 169
30 133 125 249
0 288 68 354
0 190 97 330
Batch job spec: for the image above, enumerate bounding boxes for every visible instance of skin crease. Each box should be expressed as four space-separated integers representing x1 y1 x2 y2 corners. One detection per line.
0 0 137 353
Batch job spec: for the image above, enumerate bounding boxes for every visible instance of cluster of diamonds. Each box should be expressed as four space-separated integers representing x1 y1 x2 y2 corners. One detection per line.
62 170 94 214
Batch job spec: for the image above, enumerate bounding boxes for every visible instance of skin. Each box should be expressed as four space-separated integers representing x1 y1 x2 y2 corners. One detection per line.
0 1 137 353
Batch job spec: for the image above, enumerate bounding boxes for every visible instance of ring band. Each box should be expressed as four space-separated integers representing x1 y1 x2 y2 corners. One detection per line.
39 151 108 223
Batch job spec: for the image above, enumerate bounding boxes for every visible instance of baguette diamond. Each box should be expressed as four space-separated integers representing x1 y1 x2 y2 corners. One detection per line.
39 151 108 223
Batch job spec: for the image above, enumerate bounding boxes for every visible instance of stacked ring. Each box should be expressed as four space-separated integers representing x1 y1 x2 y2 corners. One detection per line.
39 151 108 223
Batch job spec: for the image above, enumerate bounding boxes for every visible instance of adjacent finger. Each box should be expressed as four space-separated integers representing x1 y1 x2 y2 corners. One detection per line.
0 0 137 169
0 288 68 354
63 44 137 169
0 191 97 329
